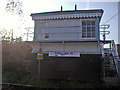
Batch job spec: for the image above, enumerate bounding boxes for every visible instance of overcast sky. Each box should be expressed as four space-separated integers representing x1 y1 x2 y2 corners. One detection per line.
0 0 119 43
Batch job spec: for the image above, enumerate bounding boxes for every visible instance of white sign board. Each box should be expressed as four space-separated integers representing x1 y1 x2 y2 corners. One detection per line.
49 51 80 57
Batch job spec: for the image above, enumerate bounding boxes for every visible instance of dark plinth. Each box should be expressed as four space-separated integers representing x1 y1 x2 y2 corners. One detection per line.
40 54 102 81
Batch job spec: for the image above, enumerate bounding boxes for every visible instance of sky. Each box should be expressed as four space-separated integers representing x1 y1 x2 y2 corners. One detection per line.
0 0 119 43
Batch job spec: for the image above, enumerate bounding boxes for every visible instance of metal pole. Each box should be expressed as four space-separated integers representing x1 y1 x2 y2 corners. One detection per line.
38 59 41 80
118 61 120 80
26 29 29 41
103 28 105 41
11 29 13 42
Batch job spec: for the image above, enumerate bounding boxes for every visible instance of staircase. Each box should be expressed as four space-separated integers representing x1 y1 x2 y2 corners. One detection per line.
101 40 120 87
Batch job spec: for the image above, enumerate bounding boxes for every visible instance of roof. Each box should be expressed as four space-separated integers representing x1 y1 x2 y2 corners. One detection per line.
31 9 104 20
31 9 103 16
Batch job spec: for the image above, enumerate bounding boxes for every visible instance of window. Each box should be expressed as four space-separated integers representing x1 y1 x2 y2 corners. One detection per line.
45 33 49 39
82 20 96 38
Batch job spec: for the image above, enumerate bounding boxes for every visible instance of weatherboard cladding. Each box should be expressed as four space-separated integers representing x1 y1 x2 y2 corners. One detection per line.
31 9 103 20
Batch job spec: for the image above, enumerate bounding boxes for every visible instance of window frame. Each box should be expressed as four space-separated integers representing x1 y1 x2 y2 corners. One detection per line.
82 19 96 39
45 33 49 39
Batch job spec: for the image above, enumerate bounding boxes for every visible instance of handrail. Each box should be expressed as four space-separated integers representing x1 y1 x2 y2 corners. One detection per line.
111 40 120 78
111 40 119 58
100 31 110 35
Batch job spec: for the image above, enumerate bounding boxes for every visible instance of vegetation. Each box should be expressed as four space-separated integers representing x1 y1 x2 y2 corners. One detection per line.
6 0 23 16
2 40 38 85
0 28 22 43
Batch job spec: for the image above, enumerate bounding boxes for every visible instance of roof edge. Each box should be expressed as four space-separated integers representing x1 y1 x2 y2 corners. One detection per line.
30 9 104 16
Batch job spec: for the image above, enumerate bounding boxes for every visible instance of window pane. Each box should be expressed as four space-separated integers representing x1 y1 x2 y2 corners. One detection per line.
92 30 95 33
92 27 95 30
92 27 95 33
45 33 49 39
82 27 86 33
92 33 95 38
87 33 91 38
92 21 95 25
92 27 95 32
87 21 91 25
82 33 86 38
82 21 86 26
87 27 91 33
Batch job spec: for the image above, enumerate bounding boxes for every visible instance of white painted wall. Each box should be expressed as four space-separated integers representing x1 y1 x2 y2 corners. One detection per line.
32 42 101 53
35 18 96 41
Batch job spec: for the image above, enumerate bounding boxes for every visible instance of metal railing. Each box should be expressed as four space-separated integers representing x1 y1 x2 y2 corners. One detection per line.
101 40 120 79
111 40 120 78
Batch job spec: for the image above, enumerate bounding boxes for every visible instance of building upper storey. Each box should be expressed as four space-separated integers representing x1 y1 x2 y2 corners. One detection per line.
31 9 103 42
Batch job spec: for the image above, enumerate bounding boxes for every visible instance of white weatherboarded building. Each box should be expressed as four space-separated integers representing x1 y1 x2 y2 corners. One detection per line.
30 9 104 81
31 9 103 55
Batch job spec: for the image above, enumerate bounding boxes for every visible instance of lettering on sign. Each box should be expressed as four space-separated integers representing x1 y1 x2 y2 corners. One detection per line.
49 51 80 57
